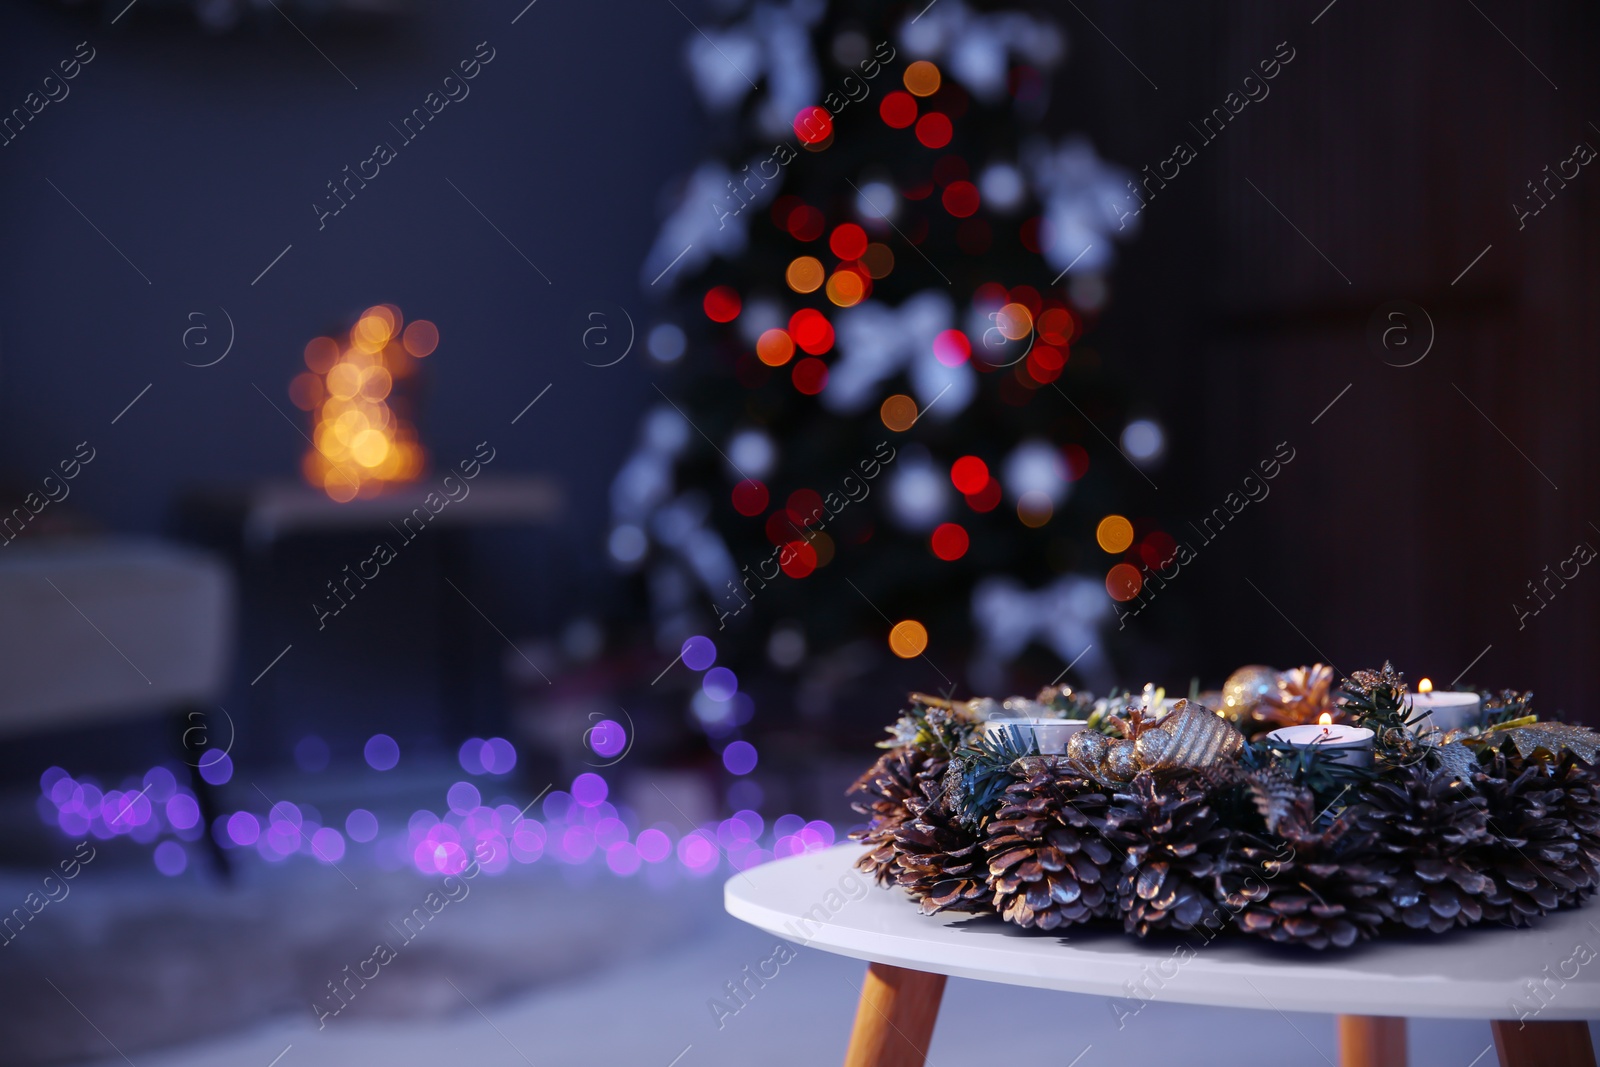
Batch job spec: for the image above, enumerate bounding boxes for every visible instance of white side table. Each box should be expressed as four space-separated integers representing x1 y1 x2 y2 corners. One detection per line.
726 844 1600 1067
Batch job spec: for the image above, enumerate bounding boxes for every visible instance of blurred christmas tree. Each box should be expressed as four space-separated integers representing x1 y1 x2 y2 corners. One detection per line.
611 0 1156 714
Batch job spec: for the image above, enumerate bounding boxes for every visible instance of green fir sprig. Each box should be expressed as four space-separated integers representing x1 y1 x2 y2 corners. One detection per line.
950 726 1039 829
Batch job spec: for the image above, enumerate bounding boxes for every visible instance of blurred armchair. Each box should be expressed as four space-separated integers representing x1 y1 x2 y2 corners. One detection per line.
0 538 234 872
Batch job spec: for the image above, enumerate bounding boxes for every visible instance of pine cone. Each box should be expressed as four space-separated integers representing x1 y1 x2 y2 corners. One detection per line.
1475 752 1600 925
1348 767 1495 933
892 781 992 914
1551 756 1600 884
985 768 1116 930
848 746 946 884
1253 664 1339 731
1104 772 1233 936
1225 784 1388 949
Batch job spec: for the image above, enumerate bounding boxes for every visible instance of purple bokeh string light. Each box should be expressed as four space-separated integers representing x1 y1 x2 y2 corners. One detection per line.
721 740 758 775
346 808 379 843
702 666 738 701
587 719 627 758
36 740 838 883
681 635 716 671
153 840 187 876
363 734 400 771
197 749 233 786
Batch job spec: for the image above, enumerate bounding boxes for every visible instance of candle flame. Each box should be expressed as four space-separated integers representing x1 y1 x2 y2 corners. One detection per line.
1419 678 1433 693
1318 712 1333 726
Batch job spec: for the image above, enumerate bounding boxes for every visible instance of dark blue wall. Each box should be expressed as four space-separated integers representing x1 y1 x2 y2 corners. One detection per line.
0 0 696 546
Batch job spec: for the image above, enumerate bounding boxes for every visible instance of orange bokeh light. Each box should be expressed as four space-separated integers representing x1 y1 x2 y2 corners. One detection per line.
785 256 825 294
403 319 439 357
298 306 433 501
756 328 796 367
880 394 919 432
889 620 929 658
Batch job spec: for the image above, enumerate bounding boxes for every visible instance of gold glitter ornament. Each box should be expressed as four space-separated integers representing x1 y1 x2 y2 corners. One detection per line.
1133 729 1171 769
1149 701 1246 771
1221 665 1280 722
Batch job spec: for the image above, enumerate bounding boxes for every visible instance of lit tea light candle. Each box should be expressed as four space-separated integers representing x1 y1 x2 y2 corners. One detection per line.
1406 678 1481 734
1267 712 1375 767
981 718 1087 755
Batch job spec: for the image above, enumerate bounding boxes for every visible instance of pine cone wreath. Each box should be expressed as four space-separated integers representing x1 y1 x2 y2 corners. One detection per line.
1475 752 1600 925
1104 772 1233 936
1224 783 1388 950
1551 755 1600 884
1349 767 1495 933
848 746 946 885
985 768 1117 931
892 781 992 914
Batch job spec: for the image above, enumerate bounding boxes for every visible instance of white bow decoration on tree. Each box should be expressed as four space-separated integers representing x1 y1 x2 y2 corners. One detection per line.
971 574 1113 691
685 0 826 139
639 161 772 291
821 291 975 419
1023 136 1136 277
609 405 743 645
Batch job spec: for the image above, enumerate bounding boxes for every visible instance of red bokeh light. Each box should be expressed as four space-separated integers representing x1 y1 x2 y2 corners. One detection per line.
941 180 980 218
787 488 824 526
792 357 829 395
731 480 769 517
965 477 1003 513
950 456 989 495
1020 216 1046 253
780 540 818 578
793 106 833 145
932 329 971 367
1027 344 1065 384
930 523 969 561
786 205 825 242
974 281 1009 307
915 113 952 149
880 91 917 128
703 286 741 323
788 309 834 354
1140 531 1179 570
829 223 868 261
770 195 802 231
766 510 798 544
1062 443 1090 481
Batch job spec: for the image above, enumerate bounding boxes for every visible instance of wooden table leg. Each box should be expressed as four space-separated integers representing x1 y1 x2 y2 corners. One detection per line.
1338 1015 1406 1067
1491 1019 1597 1067
843 962 946 1067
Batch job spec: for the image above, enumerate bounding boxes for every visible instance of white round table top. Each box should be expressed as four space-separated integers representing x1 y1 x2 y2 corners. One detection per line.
725 844 1600 1020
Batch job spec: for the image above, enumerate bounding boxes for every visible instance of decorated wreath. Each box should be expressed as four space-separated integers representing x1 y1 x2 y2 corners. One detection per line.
847 663 1600 949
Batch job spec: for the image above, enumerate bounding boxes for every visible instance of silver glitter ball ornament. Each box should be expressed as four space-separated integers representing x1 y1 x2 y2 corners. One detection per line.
1104 740 1138 781
1067 730 1109 765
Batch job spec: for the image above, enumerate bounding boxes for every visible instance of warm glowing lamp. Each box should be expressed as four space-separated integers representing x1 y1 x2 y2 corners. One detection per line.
297 305 432 501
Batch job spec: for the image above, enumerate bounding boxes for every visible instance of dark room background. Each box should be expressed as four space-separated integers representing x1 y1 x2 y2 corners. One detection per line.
1 0 1595 778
